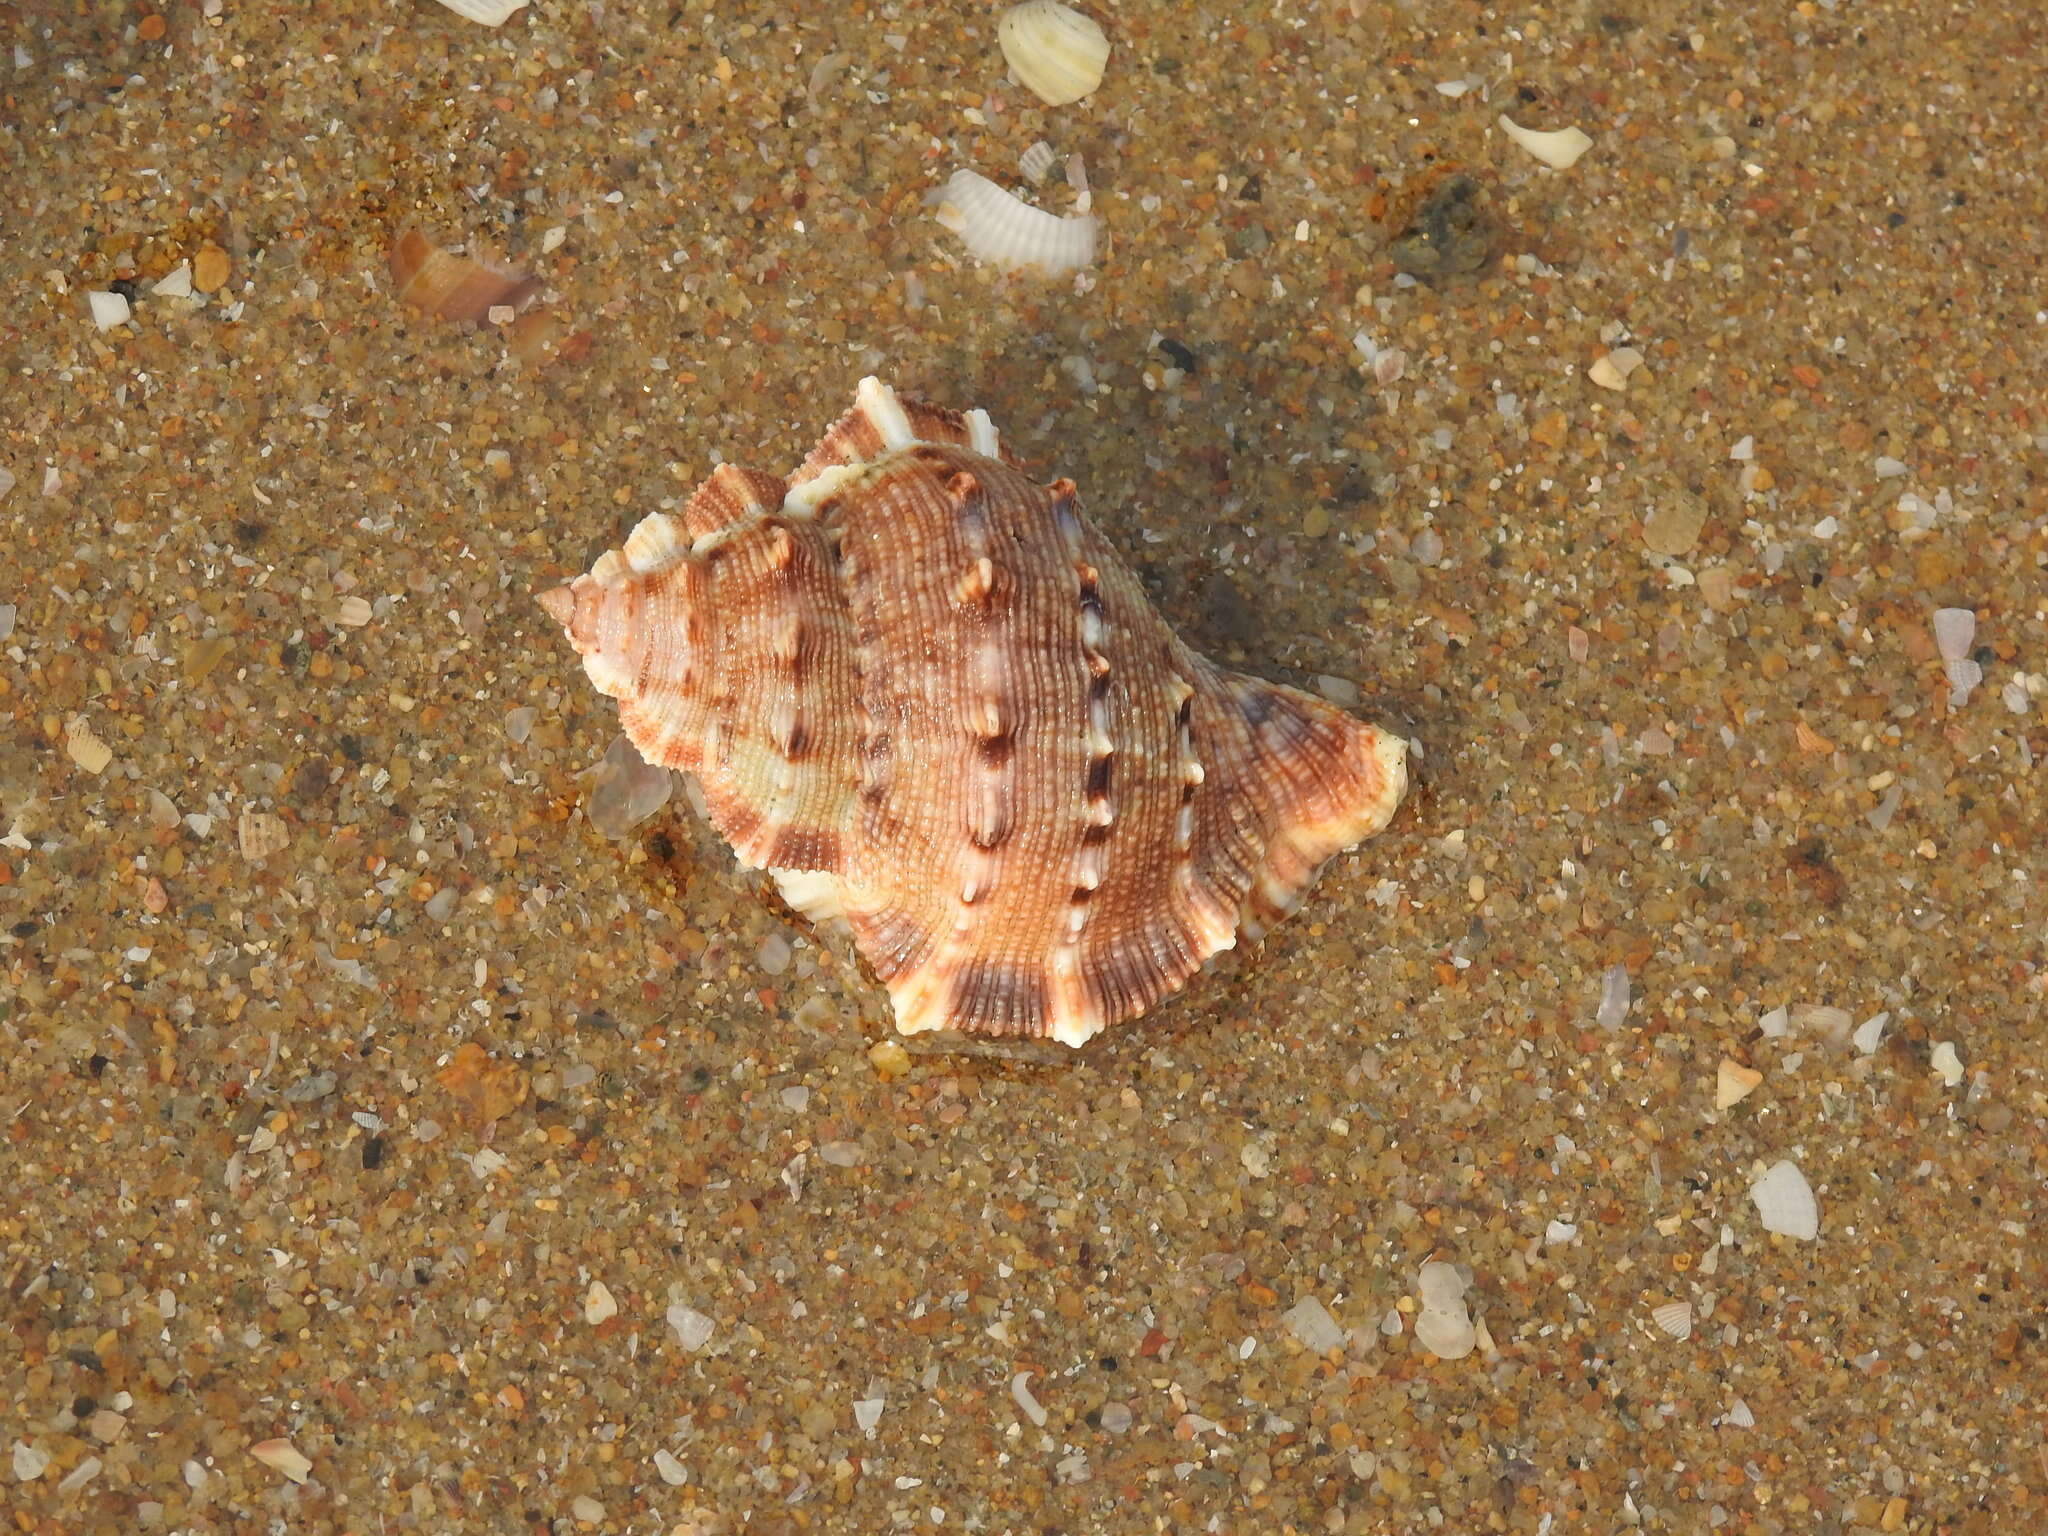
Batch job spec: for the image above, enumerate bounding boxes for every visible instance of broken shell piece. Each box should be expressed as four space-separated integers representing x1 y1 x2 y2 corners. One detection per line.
238 810 290 862
540 376 1409 1046
65 717 114 775
998 1 1111 107
390 229 541 325
935 170 1097 276
1019 140 1058 185
1929 1040 1965 1087
88 291 131 331
1650 1300 1693 1340
1931 607 1975 661
248 1438 312 1484
1499 114 1594 170
1715 1059 1763 1109
1749 1159 1818 1240
431 0 530 23
1588 347 1643 391
582 733 674 840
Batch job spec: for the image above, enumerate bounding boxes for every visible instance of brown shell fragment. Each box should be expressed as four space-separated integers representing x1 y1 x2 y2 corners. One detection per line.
541 378 1409 1046
389 228 541 324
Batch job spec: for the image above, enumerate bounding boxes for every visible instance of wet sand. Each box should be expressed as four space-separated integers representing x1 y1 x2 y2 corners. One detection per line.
2 2 2043 1532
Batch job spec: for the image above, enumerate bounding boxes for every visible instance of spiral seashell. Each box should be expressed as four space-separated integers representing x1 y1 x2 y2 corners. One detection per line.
389 229 541 326
541 378 1410 1047
997 1 1111 107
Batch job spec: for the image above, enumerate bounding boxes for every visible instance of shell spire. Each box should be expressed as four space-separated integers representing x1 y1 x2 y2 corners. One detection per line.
542 377 1409 1047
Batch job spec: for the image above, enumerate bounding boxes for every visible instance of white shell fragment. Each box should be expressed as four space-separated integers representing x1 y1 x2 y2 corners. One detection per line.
152 263 194 299
431 0 530 24
1413 1261 1476 1359
935 169 1097 277
1930 1040 1965 1087
1931 607 1976 661
1499 114 1595 170
584 1280 619 1326
1932 607 1981 705
1010 1370 1049 1426
1749 1159 1819 1240
998 1 1111 107
88 291 131 331
1650 1301 1693 1341
1852 1011 1889 1055
1018 139 1058 185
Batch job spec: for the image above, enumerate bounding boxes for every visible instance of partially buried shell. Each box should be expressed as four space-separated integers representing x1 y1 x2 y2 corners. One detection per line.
540 378 1409 1047
389 229 540 325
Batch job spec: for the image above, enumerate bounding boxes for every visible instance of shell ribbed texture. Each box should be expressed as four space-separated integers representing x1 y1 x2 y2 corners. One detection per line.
543 378 1407 1046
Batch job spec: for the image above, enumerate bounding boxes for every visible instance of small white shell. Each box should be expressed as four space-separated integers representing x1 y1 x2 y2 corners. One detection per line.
1650 1300 1693 1340
1749 1159 1819 1240
432 0 529 23
935 169 1097 276
1499 114 1595 170
998 1 1111 107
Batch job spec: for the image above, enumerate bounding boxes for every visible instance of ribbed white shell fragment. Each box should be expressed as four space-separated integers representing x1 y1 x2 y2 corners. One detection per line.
935 170 1097 277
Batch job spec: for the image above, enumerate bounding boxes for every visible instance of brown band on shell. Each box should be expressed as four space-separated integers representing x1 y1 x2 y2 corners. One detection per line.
948 956 1050 1037
681 463 787 541
764 825 840 872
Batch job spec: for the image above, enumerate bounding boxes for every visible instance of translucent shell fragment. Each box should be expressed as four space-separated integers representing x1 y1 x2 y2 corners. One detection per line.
540 378 1409 1047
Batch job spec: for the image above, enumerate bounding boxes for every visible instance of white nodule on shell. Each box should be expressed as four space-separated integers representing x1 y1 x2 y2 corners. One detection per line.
623 512 686 575
781 461 868 518
855 375 916 450
1749 1159 1819 1240
935 169 1097 277
1498 114 1595 170
997 1 1111 107
1650 1301 1693 1340
771 868 848 924
431 0 529 24
964 408 1001 458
